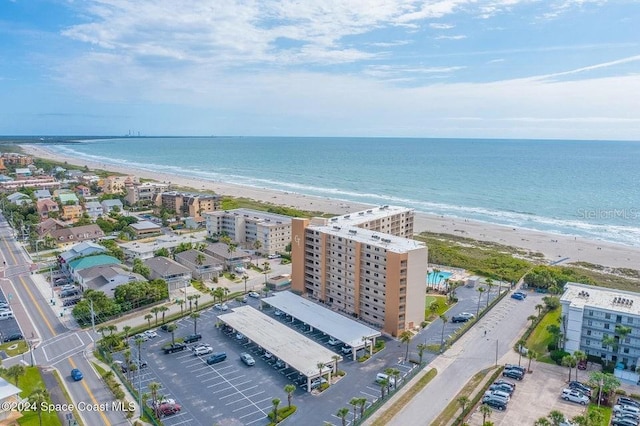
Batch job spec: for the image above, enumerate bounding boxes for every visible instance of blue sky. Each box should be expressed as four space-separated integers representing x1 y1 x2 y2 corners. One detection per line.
1 0 639 139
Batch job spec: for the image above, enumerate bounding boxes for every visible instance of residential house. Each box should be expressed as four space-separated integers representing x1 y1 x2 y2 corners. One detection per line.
144 256 192 292
77 265 144 295
76 185 91 198
158 191 221 219
203 243 252 272
124 181 169 205
36 218 67 238
120 234 208 261
67 254 121 283
0 175 12 182
204 208 291 255
48 224 105 247
101 199 124 214
129 220 162 237
0 176 60 192
58 242 107 271
36 198 60 219
61 204 83 222
58 192 80 205
0 377 22 424
184 216 206 230
7 192 32 206
80 174 100 184
84 201 103 220
14 167 31 177
34 189 52 200
66 170 84 180
174 249 223 280
561 282 640 383
101 175 138 194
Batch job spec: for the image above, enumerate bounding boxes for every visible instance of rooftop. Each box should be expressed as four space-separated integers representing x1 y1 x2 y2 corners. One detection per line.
329 205 413 227
68 254 120 271
218 305 340 378
130 220 161 231
205 208 292 224
262 291 381 347
311 223 425 253
561 282 640 315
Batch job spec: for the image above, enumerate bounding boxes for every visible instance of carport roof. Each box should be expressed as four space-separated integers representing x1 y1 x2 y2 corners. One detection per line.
262 291 381 348
217 305 340 378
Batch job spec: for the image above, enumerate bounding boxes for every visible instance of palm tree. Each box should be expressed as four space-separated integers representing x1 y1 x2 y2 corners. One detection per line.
479 404 492 424
457 395 470 414
562 355 577 382
122 325 132 340
271 398 281 423
429 301 439 318
150 306 160 326
399 330 413 361
332 354 341 374
148 381 161 416
284 384 296 408
573 350 587 381
107 324 117 335
175 298 185 314
123 349 132 380
527 315 537 327
195 252 205 266
517 339 526 366
476 287 486 316
534 418 552 426
535 304 545 317
316 362 325 385
349 397 359 422
485 279 494 308
417 343 427 365
187 295 195 311
379 377 388 398
194 293 202 310
190 312 201 335
336 407 349 426
526 349 538 373
440 314 448 351
144 314 152 328
134 336 144 364
97 325 107 338
159 306 169 324
28 387 49 426
167 323 178 346
548 410 565 426
6 364 25 387
356 397 367 418
615 324 633 365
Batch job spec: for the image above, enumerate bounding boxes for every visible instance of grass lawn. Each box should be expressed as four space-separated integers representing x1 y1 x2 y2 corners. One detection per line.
0 366 62 426
425 295 449 320
431 368 494 426
588 404 612 424
526 309 561 362
0 340 28 356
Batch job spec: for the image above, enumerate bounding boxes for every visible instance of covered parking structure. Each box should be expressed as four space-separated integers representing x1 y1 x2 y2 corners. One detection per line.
262 291 381 360
217 305 341 392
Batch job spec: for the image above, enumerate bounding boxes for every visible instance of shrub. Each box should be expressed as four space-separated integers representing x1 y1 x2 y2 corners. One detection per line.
550 349 570 365
318 383 330 391
267 405 297 425
357 354 371 362
547 342 557 352
615 389 627 395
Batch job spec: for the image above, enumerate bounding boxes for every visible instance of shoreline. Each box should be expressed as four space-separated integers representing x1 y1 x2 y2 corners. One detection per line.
21 145 640 271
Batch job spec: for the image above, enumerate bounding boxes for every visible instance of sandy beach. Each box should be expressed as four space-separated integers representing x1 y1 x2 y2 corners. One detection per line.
21 145 640 271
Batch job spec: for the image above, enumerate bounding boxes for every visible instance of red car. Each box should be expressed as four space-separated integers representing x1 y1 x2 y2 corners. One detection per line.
577 359 587 370
158 403 181 416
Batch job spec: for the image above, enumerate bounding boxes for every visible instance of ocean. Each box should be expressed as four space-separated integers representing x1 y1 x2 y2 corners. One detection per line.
43 137 640 247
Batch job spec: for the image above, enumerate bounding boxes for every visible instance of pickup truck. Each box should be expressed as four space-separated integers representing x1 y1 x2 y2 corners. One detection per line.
163 343 187 354
183 333 202 344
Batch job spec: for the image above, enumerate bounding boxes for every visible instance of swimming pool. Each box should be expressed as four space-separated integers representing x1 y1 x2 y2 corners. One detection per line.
427 271 453 285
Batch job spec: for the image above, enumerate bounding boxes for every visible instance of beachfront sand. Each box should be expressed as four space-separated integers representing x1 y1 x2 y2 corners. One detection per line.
22 145 640 271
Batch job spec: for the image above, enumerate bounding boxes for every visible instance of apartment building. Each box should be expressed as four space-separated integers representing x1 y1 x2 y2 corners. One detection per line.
101 175 139 194
291 217 427 337
329 205 415 238
158 191 221 219
204 208 292 255
561 282 640 379
124 181 170 205
1 153 33 166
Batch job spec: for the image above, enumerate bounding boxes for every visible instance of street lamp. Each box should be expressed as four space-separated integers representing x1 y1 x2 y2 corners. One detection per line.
243 275 249 295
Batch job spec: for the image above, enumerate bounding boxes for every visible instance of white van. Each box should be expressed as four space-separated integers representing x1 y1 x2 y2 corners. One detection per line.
375 373 390 384
0 310 14 320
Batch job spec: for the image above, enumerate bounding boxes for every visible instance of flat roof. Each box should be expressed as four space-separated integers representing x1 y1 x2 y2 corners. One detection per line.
218 306 339 377
330 205 413 227
311 224 425 253
561 282 640 315
262 291 381 347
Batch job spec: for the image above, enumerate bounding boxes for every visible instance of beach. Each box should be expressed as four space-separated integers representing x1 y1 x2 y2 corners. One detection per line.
21 145 640 271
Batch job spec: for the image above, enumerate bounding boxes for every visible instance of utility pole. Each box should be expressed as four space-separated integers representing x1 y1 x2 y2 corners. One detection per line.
49 265 54 301
495 339 499 366
90 299 96 333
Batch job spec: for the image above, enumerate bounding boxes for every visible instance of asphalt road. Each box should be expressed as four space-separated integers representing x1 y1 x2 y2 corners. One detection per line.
0 212 128 426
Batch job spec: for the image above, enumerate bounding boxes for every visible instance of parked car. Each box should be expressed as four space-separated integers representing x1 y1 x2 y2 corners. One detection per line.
275 359 286 369
163 343 187 354
62 298 81 307
71 368 83 381
264 351 273 359
482 396 507 411
327 337 340 346
248 291 260 298
561 388 589 405
568 381 592 396
614 405 640 417
183 333 202 343
489 383 514 395
618 397 640 408
160 324 171 332
60 284 76 292
451 312 475 323
504 364 526 374
134 333 149 342
206 352 227 365
502 369 524 381
485 390 511 401
236 333 245 341
194 344 213 356
60 289 80 298
613 413 640 425
577 358 587 370
274 309 282 316
341 345 352 355
511 292 525 300
143 330 158 339
214 303 229 311
158 403 181 416
3 332 23 342
493 379 516 389
240 352 256 366
611 418 640 426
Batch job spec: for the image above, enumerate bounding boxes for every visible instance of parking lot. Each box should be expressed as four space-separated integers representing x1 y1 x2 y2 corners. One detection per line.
0 288 24 347
466 361 588 425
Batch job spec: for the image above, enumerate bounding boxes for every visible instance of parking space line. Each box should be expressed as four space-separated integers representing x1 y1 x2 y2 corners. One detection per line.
199 374 223 382
238 410 263 419
165 418 197 426
230 379 253 387
208 385 234 393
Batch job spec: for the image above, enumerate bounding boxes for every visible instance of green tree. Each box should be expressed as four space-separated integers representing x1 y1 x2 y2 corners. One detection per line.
588 371 620 407
485 278 494 308
548 410 565 426
457 395 470 414
349 397 359 422
535 304 545 317
150 306 161 326
190 312 201 335
154 247 171 257
132 258 150 278
159 305 169 324
527 315 537 327
284 384 296 408
166 323 178 346
526 349 538 373
573 350 587 381
534 419 551 426
479 404 492 423
417 343 427 365
175 298 185 314
271 398 281 423
6 364 25 387
476 287 485 316
148 381 161 416
356 397 367 418
28 387 49 426
122 325 132 340
144 314 152 328
440 314 448 351
337 407 349 426
561 355 576 382
399 330 413 361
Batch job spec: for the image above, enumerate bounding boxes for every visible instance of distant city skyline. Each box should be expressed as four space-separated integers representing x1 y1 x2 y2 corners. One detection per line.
1 1 639 140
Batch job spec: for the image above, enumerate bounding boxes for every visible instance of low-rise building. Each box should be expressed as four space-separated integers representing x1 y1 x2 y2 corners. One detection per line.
34 189 52 200
120 233 208 260
57 192 80 205
61 204 83 222
129 220 162 237
0 176 60 192
84 201 103 219
58 242 107 270
7 192 32 205
203 243 252 272
204 208 291 255
76 185 91 198
101 175 138 194
67 254 121 283
77 265 144 295
561 282 640 382
174 249 223 280
101 199 124 214
158 191 221 219
0 377 22 424
124 181 169 205
48 224 105 247
36 198 60 219
144 256 192 292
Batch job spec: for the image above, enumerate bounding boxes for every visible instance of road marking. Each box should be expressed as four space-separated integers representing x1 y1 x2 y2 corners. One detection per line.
68 358 110 426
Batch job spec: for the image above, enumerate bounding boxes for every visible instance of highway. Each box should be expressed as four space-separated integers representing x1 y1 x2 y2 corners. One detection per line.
0 212 129 426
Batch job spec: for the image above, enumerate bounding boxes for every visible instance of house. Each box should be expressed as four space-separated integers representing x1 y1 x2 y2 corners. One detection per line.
101 175 138 194
0 377 22 424
158 191 221 219
184 216 206 230
36 198 60 219
36 218 67 237
34 189 52 200
77 265 144 295
84 201 103 219
48 224 105 247
0 175 12 182
76 185 91 198
61 204 83 222
561 282 640 383
58 242 107 269
101 199 124 214
66 170 84 180
120 234 208 260
129 220 162 237
144 256 192 292
67 254 121 283
124 181 170 205
174 249 223 280
203 243 252 272
7 192 32 205
58 192 80 205
14 167 31 177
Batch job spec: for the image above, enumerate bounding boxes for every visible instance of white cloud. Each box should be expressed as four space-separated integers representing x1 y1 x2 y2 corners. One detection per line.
435 34 467 40
429 23 455 29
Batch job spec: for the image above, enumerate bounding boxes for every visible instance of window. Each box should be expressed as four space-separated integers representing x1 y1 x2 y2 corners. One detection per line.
586 339 591 345
628 317 634 324
604 324 610 330
605 313 611 320
586 330 592 336
588 320 593 326
624 348 630 354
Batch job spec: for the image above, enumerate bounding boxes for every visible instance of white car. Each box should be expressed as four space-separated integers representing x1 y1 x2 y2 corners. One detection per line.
268 254 280 259
193 344 213 356
236 333 245 340
248 291 260 298
214 303 229 311
264 351 273 359
274 309 282 316
134 333 149 342
561 388 589 405
328 337 340 346
143 330 158 339
60 284 76 291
